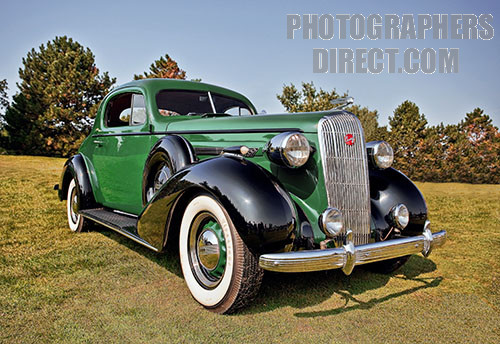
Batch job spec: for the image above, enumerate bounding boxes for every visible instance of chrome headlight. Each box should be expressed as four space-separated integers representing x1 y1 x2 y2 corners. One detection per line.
390 203 409 229
265 132 310 168
366 141 394 169
319 207 344 237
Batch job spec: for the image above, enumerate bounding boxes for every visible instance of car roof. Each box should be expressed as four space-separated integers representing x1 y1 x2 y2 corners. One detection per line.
114 78 256 112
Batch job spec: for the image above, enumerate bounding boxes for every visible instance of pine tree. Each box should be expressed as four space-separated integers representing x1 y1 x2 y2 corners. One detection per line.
277 82 342 113
453 108 500 183
3 93 35 152
134 54 186 80
0 79 8 111
346 104 387 142
276 82 386 141
5 36 115 156
388 100 428 179
0 79 9 150
417 123 449 181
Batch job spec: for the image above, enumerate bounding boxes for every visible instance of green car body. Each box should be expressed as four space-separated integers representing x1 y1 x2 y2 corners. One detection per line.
78 79 330 242
58 78 446 313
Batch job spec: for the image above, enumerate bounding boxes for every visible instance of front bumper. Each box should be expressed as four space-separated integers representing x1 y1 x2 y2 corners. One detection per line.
259 229 447 274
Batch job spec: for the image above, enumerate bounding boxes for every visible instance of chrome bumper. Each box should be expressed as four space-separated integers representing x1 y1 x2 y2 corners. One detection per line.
259 229 447 274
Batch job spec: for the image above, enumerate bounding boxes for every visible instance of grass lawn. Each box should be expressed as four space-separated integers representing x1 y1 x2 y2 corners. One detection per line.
0 155 499 343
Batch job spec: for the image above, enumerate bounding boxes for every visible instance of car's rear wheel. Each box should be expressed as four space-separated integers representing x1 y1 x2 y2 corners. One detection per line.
179 194 263 314
66 178 90 232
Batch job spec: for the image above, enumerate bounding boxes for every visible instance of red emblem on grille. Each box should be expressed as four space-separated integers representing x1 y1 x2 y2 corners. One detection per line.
344 134 355 146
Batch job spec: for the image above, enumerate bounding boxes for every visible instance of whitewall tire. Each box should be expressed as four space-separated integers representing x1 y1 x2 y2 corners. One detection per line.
179 194 263 314
66 178 88 232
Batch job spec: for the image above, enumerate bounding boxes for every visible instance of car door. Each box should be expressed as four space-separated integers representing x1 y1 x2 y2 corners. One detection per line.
91 90 152 215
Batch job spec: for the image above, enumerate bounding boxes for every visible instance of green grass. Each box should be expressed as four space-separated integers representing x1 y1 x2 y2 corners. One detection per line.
0 155 499 343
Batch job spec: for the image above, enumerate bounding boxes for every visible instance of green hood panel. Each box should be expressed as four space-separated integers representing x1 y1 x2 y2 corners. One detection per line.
165 111 342 133
161 111 340 244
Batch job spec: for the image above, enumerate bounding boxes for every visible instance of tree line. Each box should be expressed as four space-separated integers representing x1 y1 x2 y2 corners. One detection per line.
0 36 188 157
277 82 499 184
1 36 498 184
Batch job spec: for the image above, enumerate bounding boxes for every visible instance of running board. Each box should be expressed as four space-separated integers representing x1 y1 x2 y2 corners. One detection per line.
79 208 158 252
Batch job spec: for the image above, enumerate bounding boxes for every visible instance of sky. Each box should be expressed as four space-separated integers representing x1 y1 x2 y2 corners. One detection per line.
0 0 499 127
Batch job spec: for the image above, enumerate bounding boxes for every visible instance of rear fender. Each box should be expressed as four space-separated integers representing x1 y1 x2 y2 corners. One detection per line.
58 154 97 210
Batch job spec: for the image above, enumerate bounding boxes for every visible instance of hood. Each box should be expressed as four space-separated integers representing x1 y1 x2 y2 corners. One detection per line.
165 111 344 133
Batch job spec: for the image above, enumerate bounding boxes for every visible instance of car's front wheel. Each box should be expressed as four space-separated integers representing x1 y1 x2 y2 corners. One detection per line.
179 194 263 314
66 178 90 232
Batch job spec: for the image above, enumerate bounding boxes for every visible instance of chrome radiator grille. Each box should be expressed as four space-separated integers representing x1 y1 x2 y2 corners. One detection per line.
318 113 371 245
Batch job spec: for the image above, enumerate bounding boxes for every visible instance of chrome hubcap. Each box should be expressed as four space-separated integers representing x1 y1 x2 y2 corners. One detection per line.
153 164 171 193
197 229 220 271
188 212 226 289
70 187 79 223
147 163 172 203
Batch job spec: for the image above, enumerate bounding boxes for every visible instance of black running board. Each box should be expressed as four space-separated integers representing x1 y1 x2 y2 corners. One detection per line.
80 208 158 252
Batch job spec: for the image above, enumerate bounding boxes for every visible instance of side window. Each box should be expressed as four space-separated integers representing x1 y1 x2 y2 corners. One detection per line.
211 93 253 116
224 106 252 116
106 93 132 127
131 94 146 125
106 93 147 127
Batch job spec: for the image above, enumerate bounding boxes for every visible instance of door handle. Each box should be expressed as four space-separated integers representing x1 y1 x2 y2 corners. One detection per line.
93 139 104 147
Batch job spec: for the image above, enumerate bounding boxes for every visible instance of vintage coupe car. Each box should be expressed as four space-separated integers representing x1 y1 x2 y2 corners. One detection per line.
57 79 446 313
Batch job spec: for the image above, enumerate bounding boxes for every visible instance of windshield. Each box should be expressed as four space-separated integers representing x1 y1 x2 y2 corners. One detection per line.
156 90 253 117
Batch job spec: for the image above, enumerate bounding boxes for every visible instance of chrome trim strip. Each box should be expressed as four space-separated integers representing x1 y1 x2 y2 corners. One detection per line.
92 128 305 137
259 230 446 274
81 213 159 252
112 209 139 218
92 132 151 137
318 113 371 245
159 128 304 135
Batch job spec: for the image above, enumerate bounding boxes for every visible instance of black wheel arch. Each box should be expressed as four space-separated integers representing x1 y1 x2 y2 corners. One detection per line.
58 154 97 210
142 135 196 206
137 155 297 254
369 167 428 237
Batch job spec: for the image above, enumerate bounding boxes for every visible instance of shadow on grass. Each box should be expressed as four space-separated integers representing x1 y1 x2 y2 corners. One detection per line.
96 226 183 278
96 226 442 316
293 275 442 318
243 255 440 316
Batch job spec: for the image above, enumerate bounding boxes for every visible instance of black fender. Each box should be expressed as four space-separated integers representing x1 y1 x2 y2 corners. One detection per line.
142 135 196 205
58 154 97 210
369 167 427 236
137 155 296 253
